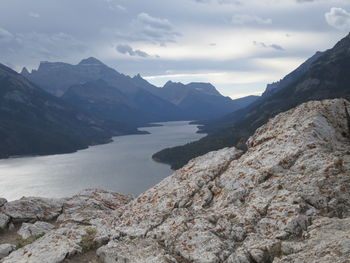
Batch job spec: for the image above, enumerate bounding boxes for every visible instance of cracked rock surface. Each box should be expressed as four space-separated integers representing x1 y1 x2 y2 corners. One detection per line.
1 98 350 263
99 98 350 263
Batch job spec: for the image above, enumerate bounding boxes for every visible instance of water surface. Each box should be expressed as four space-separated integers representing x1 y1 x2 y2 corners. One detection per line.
0 121 205 200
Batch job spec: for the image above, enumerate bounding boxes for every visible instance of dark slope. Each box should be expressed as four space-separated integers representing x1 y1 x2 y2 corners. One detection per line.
262 51 325 97
153 33 350 169
0 63 141 159
62 79 181 124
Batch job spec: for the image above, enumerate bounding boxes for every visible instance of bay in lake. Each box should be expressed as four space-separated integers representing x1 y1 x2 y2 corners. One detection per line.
0 121 205 200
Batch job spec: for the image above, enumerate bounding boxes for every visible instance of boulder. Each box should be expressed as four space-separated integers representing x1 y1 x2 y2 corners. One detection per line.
0 199 7 208
0 213 10 230
2 224 91 263
18 221 55 239
0 244 15 259
57 189 132 223
1 197 64 222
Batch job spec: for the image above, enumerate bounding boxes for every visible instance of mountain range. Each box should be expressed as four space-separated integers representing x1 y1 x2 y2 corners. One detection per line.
153 33 350 169
0 57 258 159
0 64 143 159
22 58 258 124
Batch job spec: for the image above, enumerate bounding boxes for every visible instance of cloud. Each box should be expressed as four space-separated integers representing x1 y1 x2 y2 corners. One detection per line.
325 7 350 31
137 13 172 31
232 14 272 25
253 41 285 51
0 28 14 43
29 12 40 18
117 12 180 45
116 44 149 57
106 0 126 12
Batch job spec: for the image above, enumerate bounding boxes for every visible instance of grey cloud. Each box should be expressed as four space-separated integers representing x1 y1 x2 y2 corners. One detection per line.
253 41 285 51
232 14 272 25
325 7 350 31
116 12 180 45
116 44 149 57
106 0 126 12
137 13 172 31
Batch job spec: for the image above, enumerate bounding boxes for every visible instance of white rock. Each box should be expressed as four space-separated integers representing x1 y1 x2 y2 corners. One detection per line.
18 221 55 239
1 224 89 263
0 198 7 207
57 189 131 223
275 217 350 262
0 213 10 230
0 244 15 259
1 197 64 222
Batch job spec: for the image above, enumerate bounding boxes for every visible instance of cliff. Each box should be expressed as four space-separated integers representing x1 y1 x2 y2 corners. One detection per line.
0 98 349 263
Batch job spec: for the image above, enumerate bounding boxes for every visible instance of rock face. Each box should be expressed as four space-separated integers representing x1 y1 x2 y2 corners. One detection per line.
97 98 350 262
1 98 350 263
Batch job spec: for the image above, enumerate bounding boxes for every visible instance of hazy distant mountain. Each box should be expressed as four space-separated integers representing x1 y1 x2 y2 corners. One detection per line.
0 63 142 158
136 79 259 120
23 58 258 123
153 33 350 169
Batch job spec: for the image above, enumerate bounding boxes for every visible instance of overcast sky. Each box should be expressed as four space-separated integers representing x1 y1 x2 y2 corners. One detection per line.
1 0 350 98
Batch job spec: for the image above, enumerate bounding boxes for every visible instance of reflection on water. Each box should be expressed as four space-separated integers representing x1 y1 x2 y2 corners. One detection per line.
0 121 205 200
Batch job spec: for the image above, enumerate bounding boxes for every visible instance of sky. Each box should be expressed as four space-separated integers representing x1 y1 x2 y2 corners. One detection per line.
1 0 350 98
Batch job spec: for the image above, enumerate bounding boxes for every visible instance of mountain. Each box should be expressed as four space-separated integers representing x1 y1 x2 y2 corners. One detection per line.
141 79 259 120
22 58 184 124
21 57 137 97
0 63 142 159
62 79 182 124
1 99 350 263
262 51 325 97
23 58 258 124
153 33 350 169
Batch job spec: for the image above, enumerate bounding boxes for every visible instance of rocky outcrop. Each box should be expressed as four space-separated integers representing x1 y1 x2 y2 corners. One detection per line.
98 98 350 263
0 98 349 263
0 189 131 263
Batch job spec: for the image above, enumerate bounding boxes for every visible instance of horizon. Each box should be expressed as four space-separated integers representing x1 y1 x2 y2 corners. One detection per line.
1 0 350 98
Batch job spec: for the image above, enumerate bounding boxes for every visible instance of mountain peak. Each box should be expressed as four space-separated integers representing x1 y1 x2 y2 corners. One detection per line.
78 57 105 66
20 67 30 76
133 73 142 80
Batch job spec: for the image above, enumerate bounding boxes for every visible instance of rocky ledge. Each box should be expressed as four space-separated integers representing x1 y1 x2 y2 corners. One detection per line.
0 98 349 263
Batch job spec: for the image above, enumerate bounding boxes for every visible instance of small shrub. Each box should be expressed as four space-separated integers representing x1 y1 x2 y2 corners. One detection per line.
15 232 46 249
80 228 97 252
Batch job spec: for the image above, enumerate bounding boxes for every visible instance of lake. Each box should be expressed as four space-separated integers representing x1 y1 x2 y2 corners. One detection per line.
0 121 205 201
